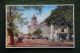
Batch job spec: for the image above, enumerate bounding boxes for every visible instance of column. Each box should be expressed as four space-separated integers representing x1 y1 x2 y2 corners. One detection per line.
54 29 57 41
50 23 54 39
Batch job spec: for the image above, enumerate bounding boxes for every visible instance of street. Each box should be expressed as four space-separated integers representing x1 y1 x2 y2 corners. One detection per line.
23 38 74 47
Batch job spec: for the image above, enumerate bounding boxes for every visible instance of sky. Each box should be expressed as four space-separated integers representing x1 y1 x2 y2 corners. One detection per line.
18 5 58 34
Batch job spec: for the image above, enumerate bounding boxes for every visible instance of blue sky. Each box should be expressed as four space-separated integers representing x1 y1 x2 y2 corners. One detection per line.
18 5 58 34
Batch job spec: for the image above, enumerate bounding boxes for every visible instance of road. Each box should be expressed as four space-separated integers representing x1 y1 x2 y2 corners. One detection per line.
23 38 74 47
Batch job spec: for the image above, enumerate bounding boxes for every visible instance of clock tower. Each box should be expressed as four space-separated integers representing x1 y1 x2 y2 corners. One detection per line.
31 15 37 26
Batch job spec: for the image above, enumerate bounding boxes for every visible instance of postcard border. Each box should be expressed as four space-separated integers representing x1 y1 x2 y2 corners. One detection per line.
6 4 75 48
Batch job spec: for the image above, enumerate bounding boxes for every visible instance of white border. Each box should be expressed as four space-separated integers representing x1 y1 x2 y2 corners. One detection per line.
6 4 75 48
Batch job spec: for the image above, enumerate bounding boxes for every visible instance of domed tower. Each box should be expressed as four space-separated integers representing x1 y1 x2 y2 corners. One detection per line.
31 15 37 26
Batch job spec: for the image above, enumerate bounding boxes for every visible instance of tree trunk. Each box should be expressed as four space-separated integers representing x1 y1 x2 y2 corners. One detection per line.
7 28 14 45
7 6 14 45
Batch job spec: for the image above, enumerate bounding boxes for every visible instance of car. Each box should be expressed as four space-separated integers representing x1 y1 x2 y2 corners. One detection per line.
27 37 30 39
32 37 35 40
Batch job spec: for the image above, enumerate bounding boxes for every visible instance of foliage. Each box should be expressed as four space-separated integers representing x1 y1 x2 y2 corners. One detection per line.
22 6 43 15
68 28 73 34
7 6 24 29
17 18 29 28
13 29 19 37
13 33 18 37
28 33 32 36
33 29 43 35
44 5 73 34
7 31 9 36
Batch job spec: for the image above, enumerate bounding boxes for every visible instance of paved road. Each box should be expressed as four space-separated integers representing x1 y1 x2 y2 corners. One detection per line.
23 38 74 47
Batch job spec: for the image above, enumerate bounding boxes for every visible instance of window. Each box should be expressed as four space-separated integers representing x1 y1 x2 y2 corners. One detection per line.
62 28 64 32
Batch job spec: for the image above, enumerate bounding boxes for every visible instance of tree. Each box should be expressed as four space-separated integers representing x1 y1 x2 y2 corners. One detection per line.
33 29 43 36
7 6 15 45
68 28 73 35
44 5 73 34
28 33 32 36
13 29 19 37
17 18 29 32
7 6 43 45
7 6 25 45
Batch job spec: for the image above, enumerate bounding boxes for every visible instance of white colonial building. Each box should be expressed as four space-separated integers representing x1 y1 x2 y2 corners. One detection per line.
28 15 69 41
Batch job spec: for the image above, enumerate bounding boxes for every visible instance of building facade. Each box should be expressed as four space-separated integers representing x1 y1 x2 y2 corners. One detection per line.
28 15 69 41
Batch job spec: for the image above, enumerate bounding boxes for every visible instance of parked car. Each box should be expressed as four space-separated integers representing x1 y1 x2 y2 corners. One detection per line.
44 37 48 39
32 37 35 40
27 37 30 39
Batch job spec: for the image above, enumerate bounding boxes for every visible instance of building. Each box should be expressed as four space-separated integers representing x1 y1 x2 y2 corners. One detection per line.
28 15 37 34
28 15 69 41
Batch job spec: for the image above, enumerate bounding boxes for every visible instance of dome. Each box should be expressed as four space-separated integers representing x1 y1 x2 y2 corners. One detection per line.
31 15 37 19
